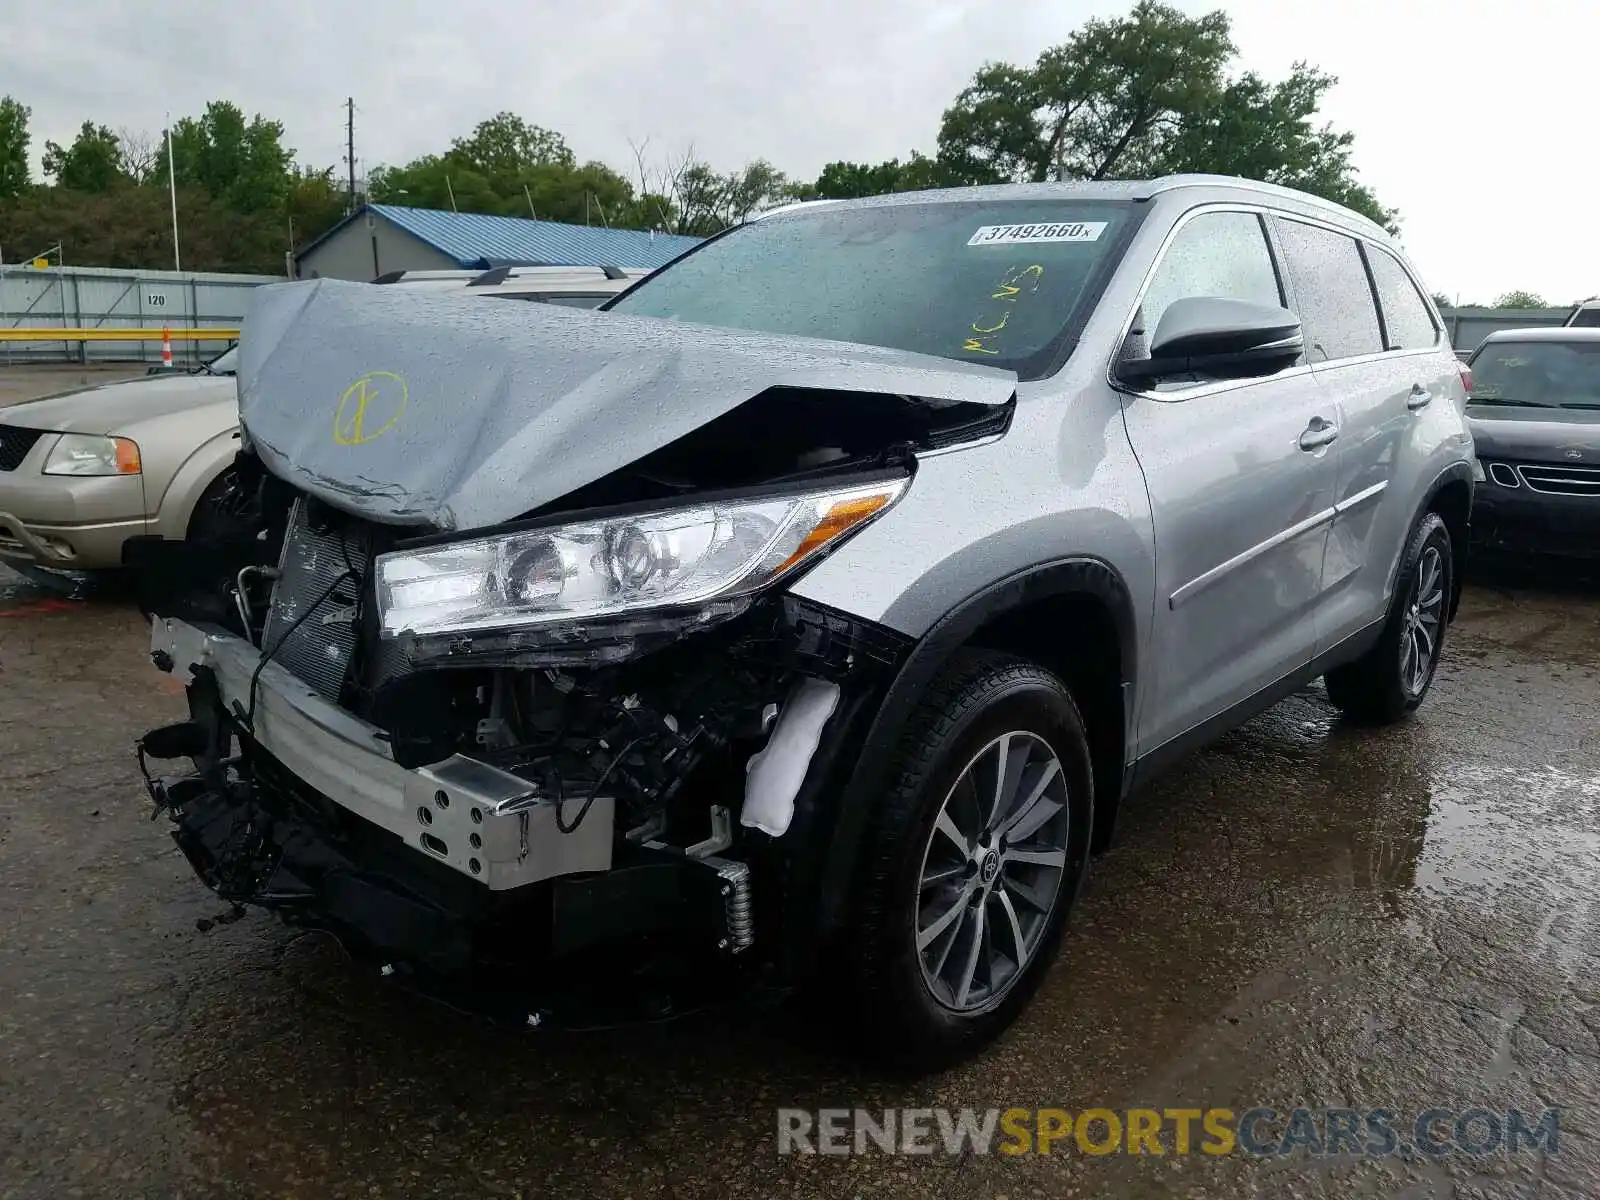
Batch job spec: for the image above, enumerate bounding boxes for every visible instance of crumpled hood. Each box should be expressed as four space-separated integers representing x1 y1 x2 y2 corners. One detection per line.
2 373 234 435
238 279 1017 530
1468 404 1600 463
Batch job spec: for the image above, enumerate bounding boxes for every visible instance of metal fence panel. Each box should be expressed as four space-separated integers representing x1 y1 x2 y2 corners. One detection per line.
1437 307 1574 355
0 264 283 365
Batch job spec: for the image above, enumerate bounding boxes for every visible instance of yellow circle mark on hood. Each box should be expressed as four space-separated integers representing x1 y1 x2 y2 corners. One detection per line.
333 371 408 446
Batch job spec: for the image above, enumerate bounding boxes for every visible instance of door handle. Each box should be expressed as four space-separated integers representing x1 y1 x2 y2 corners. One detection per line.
1298 417 1339 451
1407 385 1433 411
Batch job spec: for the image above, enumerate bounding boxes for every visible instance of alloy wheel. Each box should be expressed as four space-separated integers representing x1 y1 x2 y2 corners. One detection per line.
915 731 1072 1012
1398 545 1445 697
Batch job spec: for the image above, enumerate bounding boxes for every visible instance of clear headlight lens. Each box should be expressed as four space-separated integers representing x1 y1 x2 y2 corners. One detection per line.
42 434 142 476
376 477 908 639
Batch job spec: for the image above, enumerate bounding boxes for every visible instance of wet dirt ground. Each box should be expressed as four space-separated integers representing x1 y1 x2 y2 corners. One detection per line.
2 557 1597 1199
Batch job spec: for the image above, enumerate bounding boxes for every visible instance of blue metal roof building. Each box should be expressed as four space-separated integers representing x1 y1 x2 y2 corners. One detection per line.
294 204 702 281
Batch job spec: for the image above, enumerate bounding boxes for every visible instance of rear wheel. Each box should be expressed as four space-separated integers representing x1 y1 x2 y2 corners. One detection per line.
1324 511 1453 724
843 650 1093 1071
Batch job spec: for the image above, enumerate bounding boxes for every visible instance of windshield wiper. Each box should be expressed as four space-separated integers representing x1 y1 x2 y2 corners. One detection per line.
1557 402 1600 410
1469 396 1551 407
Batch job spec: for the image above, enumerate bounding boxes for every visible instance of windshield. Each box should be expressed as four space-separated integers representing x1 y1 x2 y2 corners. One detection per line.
199 345 238 375
608 199 1136 378
1468 340 1600 409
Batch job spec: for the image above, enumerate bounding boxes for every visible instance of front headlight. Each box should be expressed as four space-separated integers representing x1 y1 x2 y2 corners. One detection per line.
42 434 142 476
376 476 908 639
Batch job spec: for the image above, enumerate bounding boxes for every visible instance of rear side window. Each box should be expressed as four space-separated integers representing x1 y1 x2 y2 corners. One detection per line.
1276 219 1384 361
1365 248 1438 350
1138 211 1282 343
1571 307 1600 328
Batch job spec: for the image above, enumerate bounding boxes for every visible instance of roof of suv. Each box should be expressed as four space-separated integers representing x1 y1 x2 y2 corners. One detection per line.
754 174 1392 239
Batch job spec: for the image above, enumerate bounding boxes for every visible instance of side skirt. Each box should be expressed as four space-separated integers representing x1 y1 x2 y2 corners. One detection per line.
1127 617 1385 791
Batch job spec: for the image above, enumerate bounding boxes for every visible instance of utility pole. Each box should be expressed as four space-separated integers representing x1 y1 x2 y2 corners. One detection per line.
166 113 181 272
345 97 357 211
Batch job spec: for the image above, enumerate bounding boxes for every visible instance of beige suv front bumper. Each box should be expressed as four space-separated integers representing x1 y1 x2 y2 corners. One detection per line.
0 434 148 569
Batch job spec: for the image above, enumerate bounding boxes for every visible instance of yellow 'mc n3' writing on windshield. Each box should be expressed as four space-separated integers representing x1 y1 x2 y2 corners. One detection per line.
963 264 1045 356
333 371 409 446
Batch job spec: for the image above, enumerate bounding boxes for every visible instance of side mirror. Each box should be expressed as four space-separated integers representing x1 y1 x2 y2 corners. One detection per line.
1118 297 1303 385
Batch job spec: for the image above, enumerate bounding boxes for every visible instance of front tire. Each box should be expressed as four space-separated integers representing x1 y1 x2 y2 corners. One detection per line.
844 650 1093 1072
1324 511 1453 724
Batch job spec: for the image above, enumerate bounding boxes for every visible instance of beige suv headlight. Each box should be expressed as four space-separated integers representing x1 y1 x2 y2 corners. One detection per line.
42 434 142 476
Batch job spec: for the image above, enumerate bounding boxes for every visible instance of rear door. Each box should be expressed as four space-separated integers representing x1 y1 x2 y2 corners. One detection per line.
1121 208 1340 755
1273 217 1458 650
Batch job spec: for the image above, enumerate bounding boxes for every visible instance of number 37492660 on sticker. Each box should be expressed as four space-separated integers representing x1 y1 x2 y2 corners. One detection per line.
968 222 1107 246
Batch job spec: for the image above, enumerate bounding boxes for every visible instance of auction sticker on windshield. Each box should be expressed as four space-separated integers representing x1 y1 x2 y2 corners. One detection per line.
968 222 1107 246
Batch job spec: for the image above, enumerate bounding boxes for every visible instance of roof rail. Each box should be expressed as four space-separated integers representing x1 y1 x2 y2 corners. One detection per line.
599 264 626 280
370 270 407 284
467 266 513 287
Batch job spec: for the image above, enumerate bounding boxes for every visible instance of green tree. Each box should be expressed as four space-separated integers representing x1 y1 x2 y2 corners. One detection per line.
41 122 126 192
448 112 573 173
158 101 293 213
286 165 348 248
370 112 640 229
1431 292 1453 310
0 95 30 199
936 3 1235 183
629 148 795 236
1153 65 1394 228
802 153 960 200
1494 290 1547 308
830 2 1393 225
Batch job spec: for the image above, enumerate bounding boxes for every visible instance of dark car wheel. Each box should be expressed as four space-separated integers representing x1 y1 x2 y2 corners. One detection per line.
844 649 1093 1072
1324 511 1454 724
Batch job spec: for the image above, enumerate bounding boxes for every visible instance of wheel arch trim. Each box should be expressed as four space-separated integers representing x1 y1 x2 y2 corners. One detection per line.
810 556 1139 937
1407 460 1474 622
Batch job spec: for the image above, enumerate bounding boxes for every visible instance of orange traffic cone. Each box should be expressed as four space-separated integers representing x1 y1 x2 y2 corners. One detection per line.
161 326 173 368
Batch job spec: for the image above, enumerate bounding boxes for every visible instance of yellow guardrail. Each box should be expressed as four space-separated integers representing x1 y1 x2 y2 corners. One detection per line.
0 327 240 342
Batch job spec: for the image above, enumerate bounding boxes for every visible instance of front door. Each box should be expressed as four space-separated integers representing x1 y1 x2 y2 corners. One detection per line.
1118 208 1339 756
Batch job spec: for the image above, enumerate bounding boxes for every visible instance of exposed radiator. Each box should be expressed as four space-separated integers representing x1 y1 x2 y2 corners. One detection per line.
260 499 372 702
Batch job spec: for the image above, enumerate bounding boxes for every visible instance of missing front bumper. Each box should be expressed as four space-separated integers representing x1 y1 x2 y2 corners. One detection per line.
150 755 758 1025
148 616 614 890
143 616 763 1013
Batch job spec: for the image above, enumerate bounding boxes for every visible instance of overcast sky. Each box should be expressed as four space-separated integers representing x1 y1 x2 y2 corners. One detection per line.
6 0 1594 304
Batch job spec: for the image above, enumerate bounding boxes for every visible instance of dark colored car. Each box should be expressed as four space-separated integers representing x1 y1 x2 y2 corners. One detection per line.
1467 328 1600 560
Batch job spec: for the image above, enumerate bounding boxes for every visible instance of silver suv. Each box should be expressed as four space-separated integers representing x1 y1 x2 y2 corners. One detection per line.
135 175 1473 1070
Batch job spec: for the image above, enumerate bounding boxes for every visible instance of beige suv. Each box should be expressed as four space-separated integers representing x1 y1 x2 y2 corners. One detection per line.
0 349 245 578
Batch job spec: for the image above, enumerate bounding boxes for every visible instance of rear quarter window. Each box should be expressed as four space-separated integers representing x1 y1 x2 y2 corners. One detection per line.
1275 218 1385 361
1365 248 1438 350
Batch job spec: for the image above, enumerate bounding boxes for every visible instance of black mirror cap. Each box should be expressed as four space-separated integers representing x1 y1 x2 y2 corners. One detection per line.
1120 297 1303 385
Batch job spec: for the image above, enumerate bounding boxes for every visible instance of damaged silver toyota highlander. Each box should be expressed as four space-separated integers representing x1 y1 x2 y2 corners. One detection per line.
132 175 1474 1069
